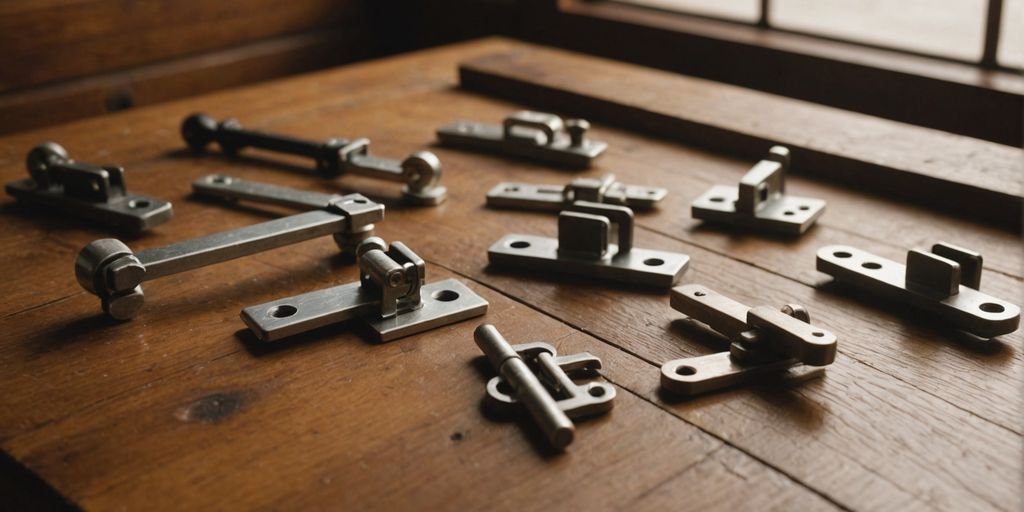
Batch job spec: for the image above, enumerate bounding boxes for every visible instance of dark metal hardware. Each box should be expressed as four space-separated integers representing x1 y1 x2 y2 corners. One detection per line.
486 174 666 212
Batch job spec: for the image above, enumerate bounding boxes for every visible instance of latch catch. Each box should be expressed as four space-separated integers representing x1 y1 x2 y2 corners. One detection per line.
661 284 837 396
474 324 615 450
487 174 666 212
5 142 172 232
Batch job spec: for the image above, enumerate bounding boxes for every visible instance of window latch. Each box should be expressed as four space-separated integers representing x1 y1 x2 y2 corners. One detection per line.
662 284 837 396
437 110 607 168
817 242 1020 338
474 324 615 450
6 142 172 233
692 146 825 234
487 173 667 212
182 113 446 205
241 238 488 342
75 178 384 320
488 202 689 288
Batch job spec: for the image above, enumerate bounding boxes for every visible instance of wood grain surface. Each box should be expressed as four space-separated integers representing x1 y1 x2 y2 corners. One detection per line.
0 37 1020 511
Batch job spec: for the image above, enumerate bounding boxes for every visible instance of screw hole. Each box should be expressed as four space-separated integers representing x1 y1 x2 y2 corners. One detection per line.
783 210 795 216
588 386 607 397
643 258 664 266
709 197 725 203
694 291 706 297
496 380 513 395
834 251 852 258
431 289 460 302
812 331 825 337
676 365 697 376
980 302 1005 313
211 176 231 185
799 205 810 211
268 305 297 318
506 186 520 192
647 189 659 195
509 241 530 249
128 199 150 209
862 262 882 269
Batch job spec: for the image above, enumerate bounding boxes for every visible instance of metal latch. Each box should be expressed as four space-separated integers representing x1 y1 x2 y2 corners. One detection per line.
487 174 667 212
488 202 689 288
661 284 838 396
817 242 1020 338
474 324 615 450
691 146 825 234
75 178 384 320
181 113 446 205
436 111 607 168
5 142 172 233
241 238 488 342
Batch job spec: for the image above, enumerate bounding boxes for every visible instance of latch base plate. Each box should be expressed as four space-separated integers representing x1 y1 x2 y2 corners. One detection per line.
692 185 825 235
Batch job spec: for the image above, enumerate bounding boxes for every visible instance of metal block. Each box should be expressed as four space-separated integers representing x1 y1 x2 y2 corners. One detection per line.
486 174 666 212
436 110 607 168
6 142 171 233
817 244 1020 338
661 284 837 396
241 239 488 342
475 324 615 450
691 146 824 235
182 113 446 205
487 202 688 288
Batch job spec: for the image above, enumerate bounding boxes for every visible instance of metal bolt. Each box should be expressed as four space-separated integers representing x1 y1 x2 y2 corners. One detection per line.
105 255 146 293
565 119 590 147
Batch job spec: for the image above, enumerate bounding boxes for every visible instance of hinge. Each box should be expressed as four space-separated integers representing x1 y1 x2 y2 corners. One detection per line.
75 177 384 320
474 324 615 450
817 242 1020 338
181 113 446 205
691 146 825 234
437 110 607 168
241 238 489 342
488 202 689 288
486 174 667 212
661 284 837 396
5 142 172 233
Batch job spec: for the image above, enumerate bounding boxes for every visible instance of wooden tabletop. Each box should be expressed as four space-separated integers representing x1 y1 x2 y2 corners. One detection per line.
0 37 1020 511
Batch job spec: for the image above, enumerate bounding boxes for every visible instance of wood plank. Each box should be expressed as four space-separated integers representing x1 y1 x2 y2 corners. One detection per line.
457 44 1024 228
0 38 1018 510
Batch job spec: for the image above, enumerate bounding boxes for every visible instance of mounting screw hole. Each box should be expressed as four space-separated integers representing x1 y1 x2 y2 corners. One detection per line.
799 205 810 211
588 386 607 397
431 289 460 302
509 241 530 249
783 210 795 216
211 176 231 184
647 189 659 195
694 291 706 297
676 365 697 376
709 197 725 203
834 251 852 258
506 186 520 192
643 258 664 266
812 331 825 337
128 199 150 209
861 262 882 270
980 302 1005 313
268 305 297 318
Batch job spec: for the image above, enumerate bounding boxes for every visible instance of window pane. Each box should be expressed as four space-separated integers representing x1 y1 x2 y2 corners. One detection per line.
619 0 760 23
999 0 1023 67
772 0 987 61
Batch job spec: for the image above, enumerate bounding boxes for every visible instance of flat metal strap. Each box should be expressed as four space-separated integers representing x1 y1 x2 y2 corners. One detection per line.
691 185 825 235
817 245 1020 338
5 179 172 233
486 181 667 212
488 234 688 288
436 121 606 167
661 352 823 396
192 174 339 210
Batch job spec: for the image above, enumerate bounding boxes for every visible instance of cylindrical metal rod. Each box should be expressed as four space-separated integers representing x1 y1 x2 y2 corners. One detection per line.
220 127 325 158
980 0 1004 68
474 324 575 449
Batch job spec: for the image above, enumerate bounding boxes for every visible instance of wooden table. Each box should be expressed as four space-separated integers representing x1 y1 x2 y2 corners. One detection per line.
1 38 1020 511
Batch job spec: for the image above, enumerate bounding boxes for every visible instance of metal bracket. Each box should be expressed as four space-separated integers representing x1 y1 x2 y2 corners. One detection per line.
661 284 837 396
181 113 446 205
241 238 488 342
474 324 615 450
691 146 825 234
486 174 667 212
75 177 384 320
488 201 689 288
5 142 172 233
817 243 1020 338
437 111 607 168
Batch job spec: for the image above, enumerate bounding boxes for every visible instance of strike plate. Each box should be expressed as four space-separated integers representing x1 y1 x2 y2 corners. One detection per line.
817 244 1020 338
487 174 667 212
661 353 824 396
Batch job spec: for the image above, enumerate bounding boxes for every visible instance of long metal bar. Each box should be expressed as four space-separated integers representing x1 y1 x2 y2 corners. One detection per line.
192 175 338 210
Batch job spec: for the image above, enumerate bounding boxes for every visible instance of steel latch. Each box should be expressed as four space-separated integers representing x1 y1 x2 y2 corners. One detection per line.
5 142 172 233
75 177 384 320
474 324 615 450
182 113 446 205
488 201 689 288
486 174 667 212
817 242 1020 338
241 238 489 342
436 110 607 168
661 284 838 396
691 146 825 234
